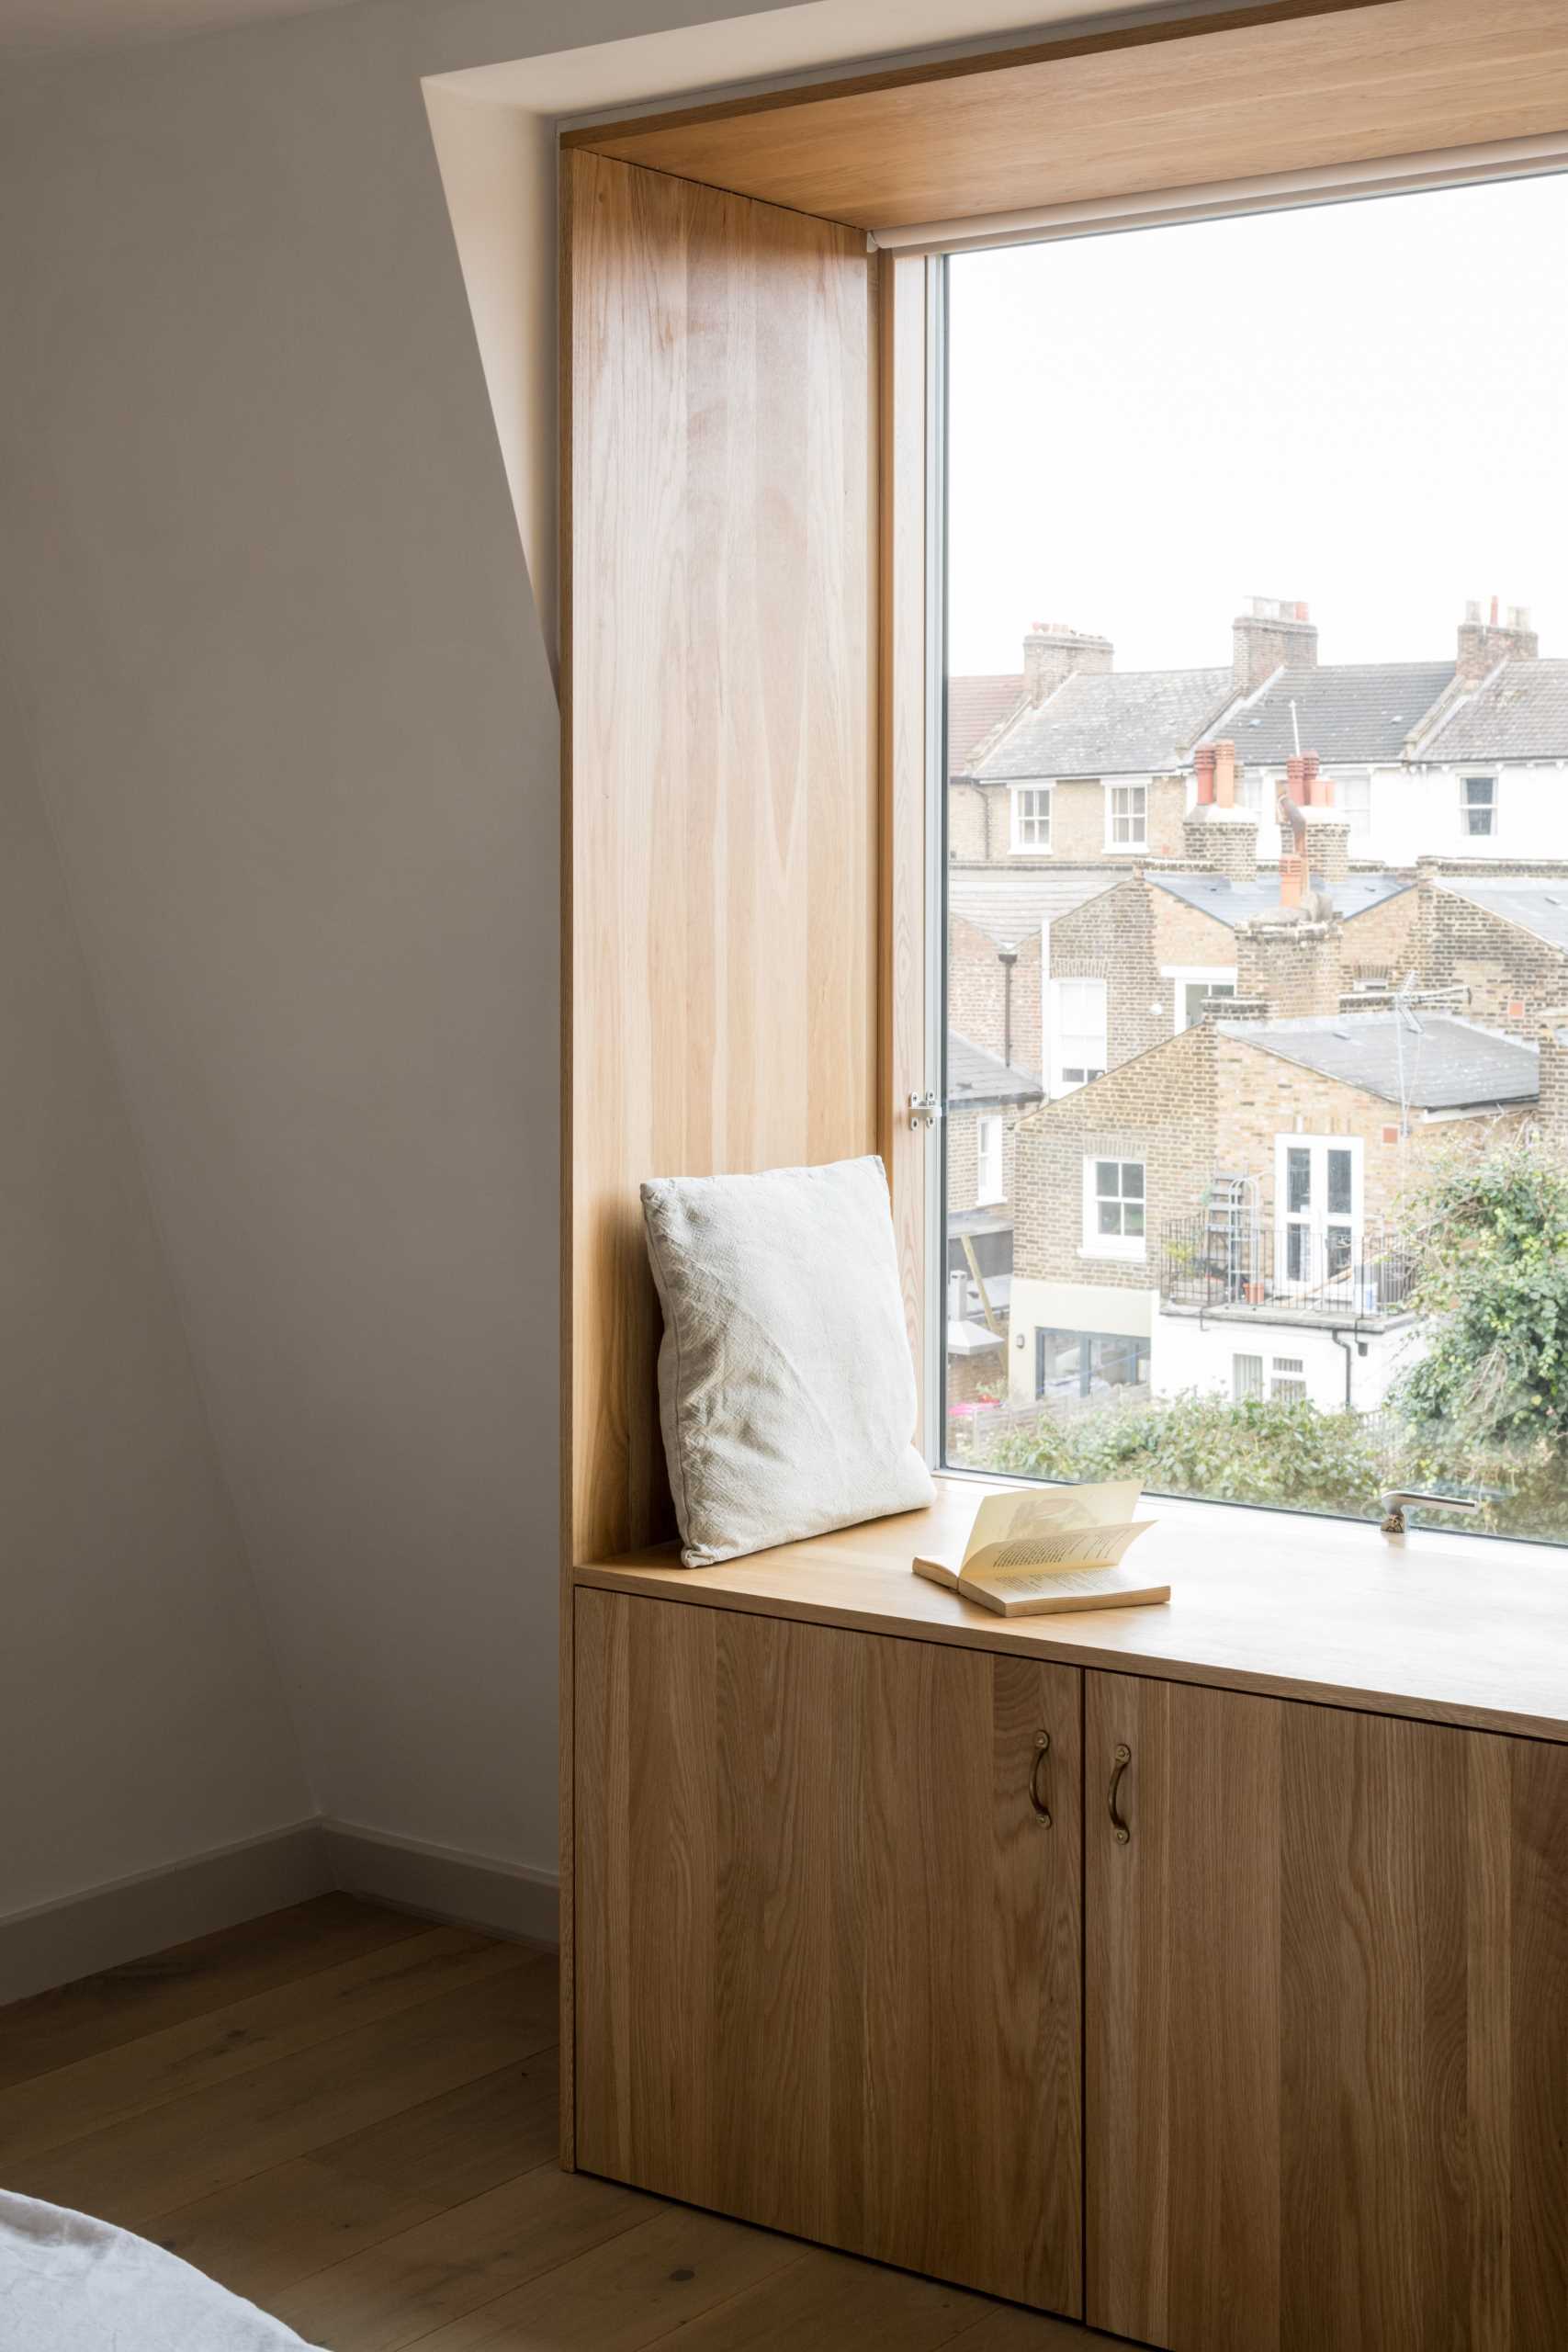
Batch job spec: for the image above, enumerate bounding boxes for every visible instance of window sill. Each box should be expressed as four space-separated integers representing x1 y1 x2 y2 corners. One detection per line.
1077 1245 1146 1264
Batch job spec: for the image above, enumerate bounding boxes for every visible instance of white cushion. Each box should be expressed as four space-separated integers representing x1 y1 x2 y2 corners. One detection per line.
641 1155 934 1566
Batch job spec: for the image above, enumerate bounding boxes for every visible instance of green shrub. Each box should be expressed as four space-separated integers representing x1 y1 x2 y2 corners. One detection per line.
1393 1136 1568 1453
964 1390 1388 1516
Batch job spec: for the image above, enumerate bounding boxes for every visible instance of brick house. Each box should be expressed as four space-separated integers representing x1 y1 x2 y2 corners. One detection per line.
957 624 1234 867
944 1032 1043 1404
955 596 1567 869
946 670 1026 862
1007 981 1548 1419
1414 872 1568 1037
947 867 1119 1082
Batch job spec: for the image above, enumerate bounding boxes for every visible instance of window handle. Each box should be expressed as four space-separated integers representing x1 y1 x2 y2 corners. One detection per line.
1380 1490 1479 1537
1108 1744 1132 1844
1028 1730 1052 1826
909 1091 943 1131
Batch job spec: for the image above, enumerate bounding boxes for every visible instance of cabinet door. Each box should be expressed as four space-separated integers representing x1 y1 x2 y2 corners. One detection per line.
575 1590 1083 2314
1085 1670 1568 2352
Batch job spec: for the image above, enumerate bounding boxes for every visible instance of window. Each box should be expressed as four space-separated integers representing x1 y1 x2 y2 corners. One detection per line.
1168 967 1238 1034
1337 768 1372 837
975 1114 1004 1206
1011 786 1052 851
1050 977 1107 1094
1037 1326 1149 1400
1108 783 1147 848
1083 1156 1145 1257
1277 1136 1360 1294
1461 775 1496 838
941 167 1568 1538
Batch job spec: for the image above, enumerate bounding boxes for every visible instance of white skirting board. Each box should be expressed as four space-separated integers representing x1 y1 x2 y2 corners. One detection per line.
322 1822 558 1949
0 1821 558 2004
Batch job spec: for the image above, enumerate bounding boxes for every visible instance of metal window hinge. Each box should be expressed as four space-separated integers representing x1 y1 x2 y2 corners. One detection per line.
909 1091 943 1132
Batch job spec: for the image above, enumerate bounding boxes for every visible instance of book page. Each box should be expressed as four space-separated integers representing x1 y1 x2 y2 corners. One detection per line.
957 1484 1149 1584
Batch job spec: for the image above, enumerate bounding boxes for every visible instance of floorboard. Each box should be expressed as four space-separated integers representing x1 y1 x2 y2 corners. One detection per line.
0 1895 1111 2348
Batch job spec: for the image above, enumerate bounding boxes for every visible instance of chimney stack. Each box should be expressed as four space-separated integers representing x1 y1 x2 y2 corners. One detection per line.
1537 1008 1568 1147
1236 910 1344 1022
1456 598 1538 686
1233 596 1317 695
1286 751 1351 886
1184 739 1258 883
1023 621 1113 706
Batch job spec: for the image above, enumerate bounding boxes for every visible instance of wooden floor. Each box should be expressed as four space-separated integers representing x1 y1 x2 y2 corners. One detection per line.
0 1895 1111 2350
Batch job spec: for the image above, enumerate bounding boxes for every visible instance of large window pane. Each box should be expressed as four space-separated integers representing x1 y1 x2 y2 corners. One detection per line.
942 170 1568 1539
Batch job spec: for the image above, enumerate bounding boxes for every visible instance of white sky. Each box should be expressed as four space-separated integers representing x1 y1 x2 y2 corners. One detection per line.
947 174 1568 677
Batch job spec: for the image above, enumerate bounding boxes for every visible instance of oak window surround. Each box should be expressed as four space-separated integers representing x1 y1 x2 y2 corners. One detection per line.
564 4 1568 1585
560 13 1568 2173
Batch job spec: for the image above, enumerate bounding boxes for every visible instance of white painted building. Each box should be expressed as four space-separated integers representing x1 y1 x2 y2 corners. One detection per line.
1150 1302 1425 1416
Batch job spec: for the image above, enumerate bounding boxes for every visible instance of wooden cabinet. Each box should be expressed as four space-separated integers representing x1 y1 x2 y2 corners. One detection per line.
570 1568 1567 2348
1085 1670 1568 2351
573 1589 1084 2314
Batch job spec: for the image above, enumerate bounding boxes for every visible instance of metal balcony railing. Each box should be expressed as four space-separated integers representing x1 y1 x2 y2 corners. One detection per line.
1158 1216 1419 1318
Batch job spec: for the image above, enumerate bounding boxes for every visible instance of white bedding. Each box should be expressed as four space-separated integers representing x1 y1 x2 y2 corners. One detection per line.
0 2189 328 2351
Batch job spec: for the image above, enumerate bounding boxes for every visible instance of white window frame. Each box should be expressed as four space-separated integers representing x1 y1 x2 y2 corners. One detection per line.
1269 1354 1308 1404
1164 964 1239 1035
1233 1351 1263 1402
1461 773 1497 839
1010 784 1053 853
975 1113 1004 1206
1337 766 1372 839
1105 779 1148 851
1082 1154 1146 1260
1274 1134 1363 1297
1050 975 1108 1097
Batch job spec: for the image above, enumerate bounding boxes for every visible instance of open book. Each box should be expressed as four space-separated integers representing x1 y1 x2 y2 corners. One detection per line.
912 1482 1168 1618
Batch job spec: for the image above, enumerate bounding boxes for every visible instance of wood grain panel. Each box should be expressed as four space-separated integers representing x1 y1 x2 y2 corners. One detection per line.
1086 1671 1568 2351
574 1589 1082 2314
575 1476 1568 1745
1504 1737 1568 2345
563 151 878 1570
565 3 1568 234
1086 1670 1281 2348
878 252 928 1416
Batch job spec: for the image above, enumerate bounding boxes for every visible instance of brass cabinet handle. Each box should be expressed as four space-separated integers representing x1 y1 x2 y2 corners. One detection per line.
1108 1744 1132 1844
1029 1730 1052 1827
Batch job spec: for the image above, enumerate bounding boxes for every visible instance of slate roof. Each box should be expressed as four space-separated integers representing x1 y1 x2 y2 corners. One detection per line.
1219 1012 1539 1110
1417 660 1568 762
948 866 1121 948
947 1031 1043 1108
970 667 1234 782
947 674 1025 781
1223 662 1455 764
1439 877 1568 952
1152 872 1412 931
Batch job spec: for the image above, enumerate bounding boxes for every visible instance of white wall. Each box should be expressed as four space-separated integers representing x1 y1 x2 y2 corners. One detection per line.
0 0 1157 1938
1151 1307 1421 1412
6 0 983 1922
1371 763 1568 864
0 657 310 1918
